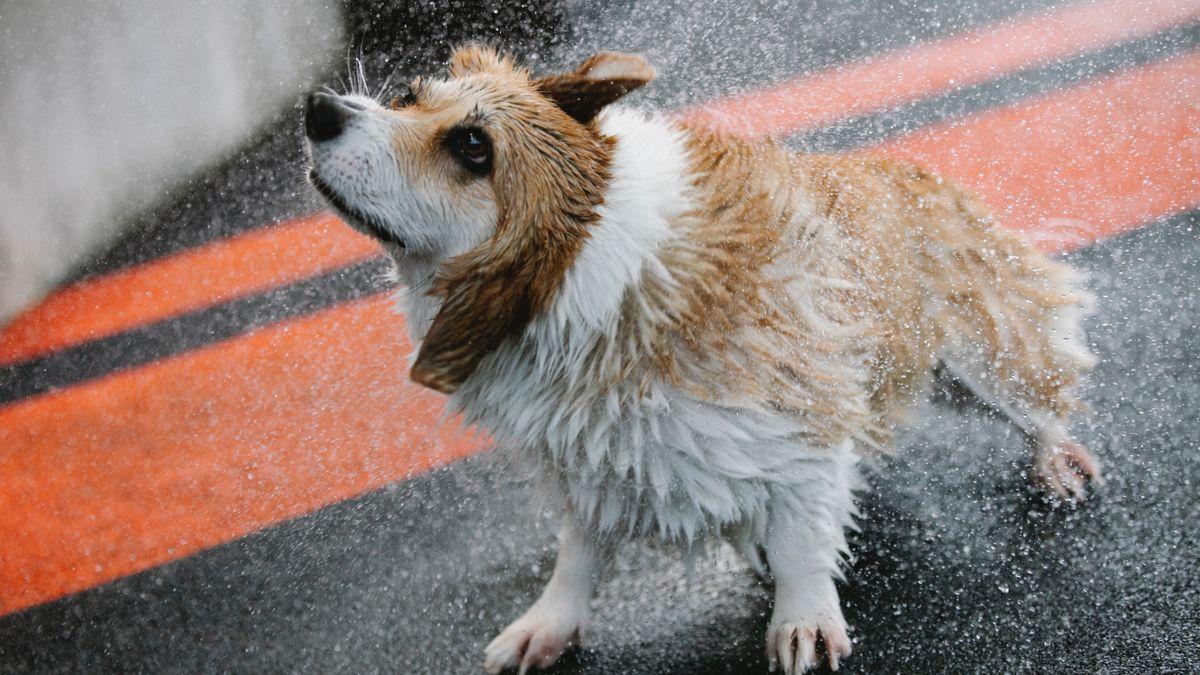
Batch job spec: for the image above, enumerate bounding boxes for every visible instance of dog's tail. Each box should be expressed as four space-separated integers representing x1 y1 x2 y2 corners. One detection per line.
937 219 1097 433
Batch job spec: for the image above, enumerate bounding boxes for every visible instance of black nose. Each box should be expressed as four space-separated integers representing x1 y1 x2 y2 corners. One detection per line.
305 92 347 142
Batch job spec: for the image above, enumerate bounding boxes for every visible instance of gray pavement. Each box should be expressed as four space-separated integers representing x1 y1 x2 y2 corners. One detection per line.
1 1 1197 673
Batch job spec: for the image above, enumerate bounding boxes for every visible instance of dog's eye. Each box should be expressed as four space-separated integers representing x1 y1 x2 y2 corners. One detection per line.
446 127 492 177
388 82 417 109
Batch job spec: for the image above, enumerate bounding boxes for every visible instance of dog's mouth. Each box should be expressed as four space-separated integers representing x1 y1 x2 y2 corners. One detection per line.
308 169 405 249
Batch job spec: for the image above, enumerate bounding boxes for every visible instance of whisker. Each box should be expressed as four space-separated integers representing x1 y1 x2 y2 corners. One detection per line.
355 58 370 98
374 69 396 102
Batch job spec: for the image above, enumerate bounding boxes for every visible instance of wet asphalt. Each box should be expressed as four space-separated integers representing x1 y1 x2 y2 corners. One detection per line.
2 0 1198 673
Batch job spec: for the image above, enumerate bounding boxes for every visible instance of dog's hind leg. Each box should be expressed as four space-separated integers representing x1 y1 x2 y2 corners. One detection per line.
936 355 1101 500
937 261 1102 502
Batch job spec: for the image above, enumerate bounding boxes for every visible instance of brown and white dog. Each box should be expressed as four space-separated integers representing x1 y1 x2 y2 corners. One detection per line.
304 46 1101 674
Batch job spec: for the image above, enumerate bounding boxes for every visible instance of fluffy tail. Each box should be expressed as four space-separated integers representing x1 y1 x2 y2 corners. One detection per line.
938 225 1096 442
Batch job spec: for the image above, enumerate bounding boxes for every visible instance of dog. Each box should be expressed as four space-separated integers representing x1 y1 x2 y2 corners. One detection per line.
304 46 1100 674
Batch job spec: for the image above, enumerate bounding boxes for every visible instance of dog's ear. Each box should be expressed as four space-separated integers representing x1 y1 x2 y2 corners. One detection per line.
409 248 536 395
449 44 517 77
535 52 655 124
410 229 585 395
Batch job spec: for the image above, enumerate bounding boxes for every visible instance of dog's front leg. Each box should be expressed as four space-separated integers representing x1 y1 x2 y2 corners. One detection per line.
763 452 858 674
484 516 601 674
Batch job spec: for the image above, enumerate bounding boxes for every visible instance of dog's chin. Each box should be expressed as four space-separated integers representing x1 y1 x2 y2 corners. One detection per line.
308 169 406 249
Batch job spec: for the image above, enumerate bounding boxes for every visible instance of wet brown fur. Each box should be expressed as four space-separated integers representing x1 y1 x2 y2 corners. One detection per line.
411 47 625 392
657 128 1092 448
409 46 1091 452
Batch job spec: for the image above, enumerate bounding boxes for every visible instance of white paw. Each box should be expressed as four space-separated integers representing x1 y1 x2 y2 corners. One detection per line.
1034 437 1102 503
765 606 851 674
483 602 587 674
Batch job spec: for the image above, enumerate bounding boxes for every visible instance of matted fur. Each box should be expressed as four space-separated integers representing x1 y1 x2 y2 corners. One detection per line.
305 46 1097 673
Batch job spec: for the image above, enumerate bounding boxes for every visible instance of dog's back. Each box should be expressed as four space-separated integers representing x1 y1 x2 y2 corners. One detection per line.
678 124 1095 447
804 151 1094 435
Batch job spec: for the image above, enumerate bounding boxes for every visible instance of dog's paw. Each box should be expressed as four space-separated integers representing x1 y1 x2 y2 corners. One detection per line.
765 607 851 674
483 603 587 674
1034 437 1102 503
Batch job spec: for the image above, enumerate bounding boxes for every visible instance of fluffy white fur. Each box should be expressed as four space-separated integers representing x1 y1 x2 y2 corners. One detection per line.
549 109 688 334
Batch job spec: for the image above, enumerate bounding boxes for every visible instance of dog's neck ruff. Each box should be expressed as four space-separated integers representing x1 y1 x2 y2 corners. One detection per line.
397 107 690 381
410 109 834 545
548 108 693 335
453 107 690 398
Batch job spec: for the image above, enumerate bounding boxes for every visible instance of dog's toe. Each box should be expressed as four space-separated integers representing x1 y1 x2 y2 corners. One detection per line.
766 618 850 674
1035 437 1102 503
484 606 585 674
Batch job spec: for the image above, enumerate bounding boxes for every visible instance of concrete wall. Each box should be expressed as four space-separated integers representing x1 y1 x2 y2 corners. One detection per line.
0 0 342 321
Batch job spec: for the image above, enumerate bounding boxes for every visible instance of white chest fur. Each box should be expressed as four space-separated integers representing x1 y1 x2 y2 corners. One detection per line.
388 109 859 551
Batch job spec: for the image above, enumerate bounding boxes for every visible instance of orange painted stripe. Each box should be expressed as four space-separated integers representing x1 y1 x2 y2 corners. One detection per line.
2 39 1199 618
0 296 484 615
874 51 1200 252
0 214 381 367
685 0 1200 138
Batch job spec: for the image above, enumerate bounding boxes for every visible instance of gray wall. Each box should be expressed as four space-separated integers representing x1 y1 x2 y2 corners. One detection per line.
0 0 342 321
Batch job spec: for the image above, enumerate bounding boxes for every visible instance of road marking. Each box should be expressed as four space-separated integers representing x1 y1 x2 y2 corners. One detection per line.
0 214 380 367
876 51 1200 251
0 297 482 615
684 0 1200 138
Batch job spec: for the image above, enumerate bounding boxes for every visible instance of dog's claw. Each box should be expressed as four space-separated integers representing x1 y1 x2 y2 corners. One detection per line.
766 618 850 674
484 603 586 674
1035 437 1102 503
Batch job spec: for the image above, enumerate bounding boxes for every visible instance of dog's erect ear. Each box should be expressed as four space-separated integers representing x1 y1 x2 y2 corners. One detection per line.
449 44 517 77
536 52 655 124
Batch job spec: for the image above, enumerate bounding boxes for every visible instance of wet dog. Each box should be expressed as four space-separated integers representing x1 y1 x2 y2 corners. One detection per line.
304 46 1100 673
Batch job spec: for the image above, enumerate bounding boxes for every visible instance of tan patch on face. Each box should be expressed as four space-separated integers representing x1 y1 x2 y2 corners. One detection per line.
448 44 520 78
405 51 628 394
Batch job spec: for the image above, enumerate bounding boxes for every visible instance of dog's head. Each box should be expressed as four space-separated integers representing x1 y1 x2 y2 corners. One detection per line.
305 46 654 393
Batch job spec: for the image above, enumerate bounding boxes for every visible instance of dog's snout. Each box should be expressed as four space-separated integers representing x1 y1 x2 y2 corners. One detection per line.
305 92 348 142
